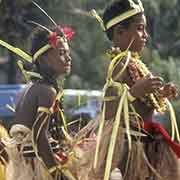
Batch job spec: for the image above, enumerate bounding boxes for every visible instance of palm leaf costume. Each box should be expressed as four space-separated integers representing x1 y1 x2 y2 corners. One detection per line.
0 2 76 180
88 1 180 180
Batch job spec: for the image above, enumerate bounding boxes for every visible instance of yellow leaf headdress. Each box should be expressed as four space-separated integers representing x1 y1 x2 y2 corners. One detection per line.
0 1 74 80
91 0 144 31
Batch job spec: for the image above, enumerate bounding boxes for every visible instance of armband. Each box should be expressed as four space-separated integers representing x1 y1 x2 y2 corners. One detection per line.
37 106 52 114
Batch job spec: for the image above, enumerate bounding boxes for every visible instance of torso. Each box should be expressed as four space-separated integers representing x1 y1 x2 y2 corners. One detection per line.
12 82 57 130
105 57 154 121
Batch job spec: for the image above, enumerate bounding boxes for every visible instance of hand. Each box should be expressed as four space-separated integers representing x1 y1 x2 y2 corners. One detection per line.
158 82 178 99
130 75 164 98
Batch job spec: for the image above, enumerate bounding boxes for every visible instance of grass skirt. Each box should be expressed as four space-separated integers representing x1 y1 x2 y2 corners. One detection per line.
96 119 180 180
71 118 123 180
73 117 180 180
0 124 9 180
4 124 53 180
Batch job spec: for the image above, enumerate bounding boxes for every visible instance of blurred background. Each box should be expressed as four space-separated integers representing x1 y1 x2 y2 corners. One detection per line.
0 0 180 128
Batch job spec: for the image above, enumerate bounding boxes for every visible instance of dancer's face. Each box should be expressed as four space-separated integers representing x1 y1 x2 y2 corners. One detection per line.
47 40 72 75
114 14 148 53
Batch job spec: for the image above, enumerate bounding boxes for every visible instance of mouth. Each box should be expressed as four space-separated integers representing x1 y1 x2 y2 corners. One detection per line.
140 41 146 48
64 63 71 71
141 39 147 45
65 62 71 67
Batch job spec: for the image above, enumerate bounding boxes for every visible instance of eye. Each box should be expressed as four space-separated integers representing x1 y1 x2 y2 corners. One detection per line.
137 24 144 31
59 49 66 56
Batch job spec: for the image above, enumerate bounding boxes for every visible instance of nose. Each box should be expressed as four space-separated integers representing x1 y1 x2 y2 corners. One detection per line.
143 29 148 41
66 54 72 63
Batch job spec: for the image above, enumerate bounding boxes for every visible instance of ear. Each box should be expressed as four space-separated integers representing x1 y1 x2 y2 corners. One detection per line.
38 52 49 66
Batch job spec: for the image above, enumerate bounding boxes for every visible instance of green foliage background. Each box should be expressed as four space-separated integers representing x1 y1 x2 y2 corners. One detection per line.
0 0 180 119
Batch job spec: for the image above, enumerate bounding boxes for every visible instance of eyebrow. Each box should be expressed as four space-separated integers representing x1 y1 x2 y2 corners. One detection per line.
132 22 147 27
58 47 70 53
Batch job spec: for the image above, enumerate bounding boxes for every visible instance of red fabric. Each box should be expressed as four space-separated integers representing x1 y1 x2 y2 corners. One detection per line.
144 121 180 158
54 151 68 165
52 100 59 113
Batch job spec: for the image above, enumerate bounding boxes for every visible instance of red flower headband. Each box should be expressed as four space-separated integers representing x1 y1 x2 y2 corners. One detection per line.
48 26 75 48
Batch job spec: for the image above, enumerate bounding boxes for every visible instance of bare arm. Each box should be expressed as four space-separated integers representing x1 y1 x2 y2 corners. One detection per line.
33 112 57 169
32 85 58 169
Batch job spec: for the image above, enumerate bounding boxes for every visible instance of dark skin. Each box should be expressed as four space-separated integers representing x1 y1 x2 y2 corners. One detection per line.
105 13 178 121
12 39 71 170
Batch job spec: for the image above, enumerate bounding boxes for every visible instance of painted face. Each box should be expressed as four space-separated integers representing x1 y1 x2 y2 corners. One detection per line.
47 40 72 75
116 14 148 53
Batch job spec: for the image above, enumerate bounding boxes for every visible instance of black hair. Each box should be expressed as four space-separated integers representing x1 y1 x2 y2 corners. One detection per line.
23 27 49 72
103 0 142 41
30 27 49 56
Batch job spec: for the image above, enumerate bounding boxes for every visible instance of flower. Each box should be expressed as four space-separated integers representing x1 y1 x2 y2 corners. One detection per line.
48 26 75 48
48 32 59 48
61 26 75 41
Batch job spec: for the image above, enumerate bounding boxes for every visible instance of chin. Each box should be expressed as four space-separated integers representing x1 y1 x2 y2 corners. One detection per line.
66 71 71 75
65 69 71 75
57 68 71 75
130 44 145 53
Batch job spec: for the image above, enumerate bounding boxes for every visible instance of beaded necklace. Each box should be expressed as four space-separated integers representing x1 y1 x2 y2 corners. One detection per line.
108 48 167 113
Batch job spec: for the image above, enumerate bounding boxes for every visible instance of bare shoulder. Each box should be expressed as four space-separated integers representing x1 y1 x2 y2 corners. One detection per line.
33 84 57 108
35 84 56 95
